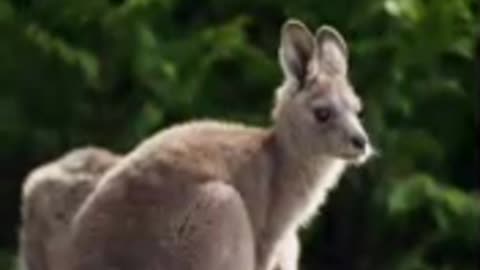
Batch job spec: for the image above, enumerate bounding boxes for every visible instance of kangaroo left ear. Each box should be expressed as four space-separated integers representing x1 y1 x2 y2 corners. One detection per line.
279 19 315 84
315 26 348 75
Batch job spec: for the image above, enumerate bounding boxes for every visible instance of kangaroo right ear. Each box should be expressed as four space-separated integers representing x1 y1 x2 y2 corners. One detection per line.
315 25 348 75
279 19 315 84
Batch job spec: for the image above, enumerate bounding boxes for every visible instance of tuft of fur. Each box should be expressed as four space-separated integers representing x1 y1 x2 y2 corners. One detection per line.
69 19 373 270
19 147 120 270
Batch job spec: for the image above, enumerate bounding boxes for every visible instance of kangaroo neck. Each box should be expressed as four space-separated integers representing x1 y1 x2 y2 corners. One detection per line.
271 133 344 191
268 128 347 226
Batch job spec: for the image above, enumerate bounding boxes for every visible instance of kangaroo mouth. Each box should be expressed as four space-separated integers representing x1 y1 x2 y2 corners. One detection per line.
340 153 365 164
339 146 375 165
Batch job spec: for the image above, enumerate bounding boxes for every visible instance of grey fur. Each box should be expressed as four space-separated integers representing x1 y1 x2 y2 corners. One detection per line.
67 19 370 270
19 145 295 270
19 147 120 270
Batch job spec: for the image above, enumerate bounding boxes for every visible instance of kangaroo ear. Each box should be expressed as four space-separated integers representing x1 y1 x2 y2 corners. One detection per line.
279 19 315 83
315 25 348 75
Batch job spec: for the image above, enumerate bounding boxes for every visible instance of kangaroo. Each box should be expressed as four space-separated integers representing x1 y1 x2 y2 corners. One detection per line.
69 19 373 270
19 147 120 270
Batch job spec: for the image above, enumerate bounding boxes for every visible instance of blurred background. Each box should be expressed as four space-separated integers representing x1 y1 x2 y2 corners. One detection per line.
0 0 478 269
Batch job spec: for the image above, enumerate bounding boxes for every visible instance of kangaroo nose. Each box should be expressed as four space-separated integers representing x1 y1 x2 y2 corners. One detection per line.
350 136 366 151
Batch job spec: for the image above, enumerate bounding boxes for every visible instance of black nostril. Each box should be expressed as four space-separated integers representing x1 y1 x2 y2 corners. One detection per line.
351 136 366 150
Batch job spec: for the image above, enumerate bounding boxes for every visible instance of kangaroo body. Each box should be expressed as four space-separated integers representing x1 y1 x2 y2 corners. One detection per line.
19 147 120 270
72 122 316 270
19 145 298 270
68 19 373 270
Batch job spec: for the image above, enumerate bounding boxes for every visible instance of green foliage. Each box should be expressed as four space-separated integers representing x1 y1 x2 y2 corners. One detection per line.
384 175 479 270
0 250 13 270
0 0 477 269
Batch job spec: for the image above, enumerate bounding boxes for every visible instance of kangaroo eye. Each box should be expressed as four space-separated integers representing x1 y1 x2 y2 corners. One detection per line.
313 107 331 123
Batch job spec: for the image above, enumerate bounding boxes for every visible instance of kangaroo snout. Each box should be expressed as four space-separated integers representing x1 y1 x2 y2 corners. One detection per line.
350 135 366 151
340 113 372 160
348 130 374 165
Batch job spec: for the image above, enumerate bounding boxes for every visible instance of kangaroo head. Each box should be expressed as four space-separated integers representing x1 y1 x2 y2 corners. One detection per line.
273 19 373 165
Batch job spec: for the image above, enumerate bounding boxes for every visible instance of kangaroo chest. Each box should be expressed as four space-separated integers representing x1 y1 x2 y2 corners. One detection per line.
253 159 346 270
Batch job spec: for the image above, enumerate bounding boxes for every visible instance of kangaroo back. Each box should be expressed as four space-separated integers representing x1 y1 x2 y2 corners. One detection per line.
19 147 119 270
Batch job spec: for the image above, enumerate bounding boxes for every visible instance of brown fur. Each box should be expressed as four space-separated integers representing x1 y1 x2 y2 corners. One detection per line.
69 19 373 270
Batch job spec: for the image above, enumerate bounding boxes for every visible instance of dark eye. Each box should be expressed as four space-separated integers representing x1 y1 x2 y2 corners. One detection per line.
313 107 331 123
